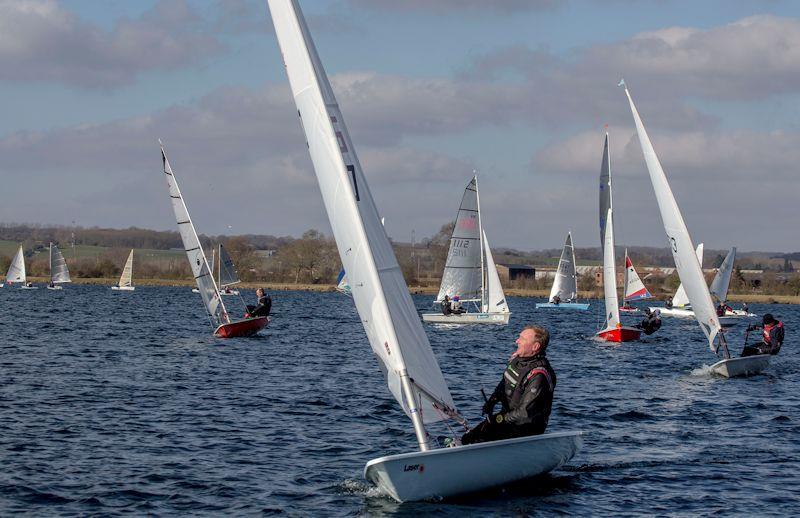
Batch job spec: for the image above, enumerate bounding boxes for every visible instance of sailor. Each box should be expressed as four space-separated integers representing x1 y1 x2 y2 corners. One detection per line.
638 308 662 335
742 313 784 356
461 325 556 445
551 295 561 305
451 295 465 314
441 295 452 316
742 302 749 314
665 297 673 309
25 282 33 288
246 288 272 318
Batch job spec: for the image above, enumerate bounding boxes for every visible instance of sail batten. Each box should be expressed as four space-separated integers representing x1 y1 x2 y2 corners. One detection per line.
623 84 721 351
161 143 227 327
268 0 456 425
549 233 578 302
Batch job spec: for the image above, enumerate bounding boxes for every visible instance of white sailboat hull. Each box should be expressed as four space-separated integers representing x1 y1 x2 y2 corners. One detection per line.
364 431 582 502
652 307 745 327
421 312 510 324
111 286 135 291
710 355 770 378
219 289 239 296
47 285 63 290
20 285 38 290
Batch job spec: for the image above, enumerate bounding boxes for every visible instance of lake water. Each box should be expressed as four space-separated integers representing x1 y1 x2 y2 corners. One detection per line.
1 285 797 515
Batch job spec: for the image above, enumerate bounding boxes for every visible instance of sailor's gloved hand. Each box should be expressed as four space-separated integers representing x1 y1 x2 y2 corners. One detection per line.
481 399 495 416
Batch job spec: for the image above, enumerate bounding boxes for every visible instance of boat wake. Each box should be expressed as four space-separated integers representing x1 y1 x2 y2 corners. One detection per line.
338 479 387 499
689 364 715 377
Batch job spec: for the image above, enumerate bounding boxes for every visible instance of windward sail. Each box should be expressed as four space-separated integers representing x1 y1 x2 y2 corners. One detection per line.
6 246 26 284
50 243 71 284
623 83 721 351
549 232 578 302
435 176 483 304
482 231 509 314
161 143 228 327
218 244 240 287
118 249 134 288
709 247 736 304
268 0 457 425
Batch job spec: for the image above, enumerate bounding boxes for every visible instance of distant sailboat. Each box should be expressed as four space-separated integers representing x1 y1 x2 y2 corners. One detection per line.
620 249 653 312
335 269 351 294
47 243 71 290
111 249 135 291
161 141 267 338
536 232 590 310
268 0 580 501
622 80 768 377
217 244 241 296
5 245 30 288
421 176 510 324
594 132 641 342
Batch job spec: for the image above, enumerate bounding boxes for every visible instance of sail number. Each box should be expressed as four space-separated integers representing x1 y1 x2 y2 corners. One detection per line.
451 239 470 257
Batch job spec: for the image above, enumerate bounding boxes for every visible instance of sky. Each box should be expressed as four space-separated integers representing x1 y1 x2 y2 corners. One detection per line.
1 0 799 252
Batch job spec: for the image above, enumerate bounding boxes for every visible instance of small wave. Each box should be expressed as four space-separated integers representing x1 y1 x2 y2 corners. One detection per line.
338 479 387 499
611 410 653 421
690 364 715 377
772 415 791 422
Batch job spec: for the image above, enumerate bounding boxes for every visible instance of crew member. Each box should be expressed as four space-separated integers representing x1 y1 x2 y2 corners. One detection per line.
742 313 784 356
665 298 673 309
551 295 561 305
638 308 662 335
462 325 556 445
451 295 465 314
246 288 272 318
441 295 452 316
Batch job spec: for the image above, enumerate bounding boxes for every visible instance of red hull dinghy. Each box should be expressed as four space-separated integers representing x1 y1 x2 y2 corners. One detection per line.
214 316 269 338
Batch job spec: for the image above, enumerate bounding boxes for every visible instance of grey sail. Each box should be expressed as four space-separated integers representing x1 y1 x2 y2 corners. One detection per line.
50 243 71 284
709 247 736 304
549 232 578 302
599 133 612 247
435 176 483 303
161 142 228 327
218 244 240 287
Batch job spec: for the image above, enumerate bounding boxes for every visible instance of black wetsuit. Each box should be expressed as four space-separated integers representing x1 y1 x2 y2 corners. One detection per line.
442 300 452 316
462 353 556 445
742 322 784 356
639 313 662 335
247 295 272 318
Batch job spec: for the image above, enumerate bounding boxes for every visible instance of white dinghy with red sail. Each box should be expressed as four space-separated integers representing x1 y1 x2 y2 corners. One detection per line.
160 142 267 338
620 250 653 312
622 80 768 377
268 0 582 501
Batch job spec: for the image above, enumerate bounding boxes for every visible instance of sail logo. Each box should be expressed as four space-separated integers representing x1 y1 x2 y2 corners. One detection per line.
459 217 477 230
403 464 424 473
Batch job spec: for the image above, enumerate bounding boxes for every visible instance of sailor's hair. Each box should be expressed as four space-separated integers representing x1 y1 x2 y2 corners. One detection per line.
523 325 550 349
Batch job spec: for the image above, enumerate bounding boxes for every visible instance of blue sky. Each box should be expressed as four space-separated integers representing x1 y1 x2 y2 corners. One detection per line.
1 0 799 252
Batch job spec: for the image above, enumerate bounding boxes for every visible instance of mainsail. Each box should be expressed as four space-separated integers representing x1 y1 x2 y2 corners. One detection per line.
118 249 134 288
623 251 653 301
482 231 509 314
599 135 619 328
161 142 228 327
435 176 483 303
218 244 240 287
671 243 703 308
268 0 458 436
6 245 26 284
599 133 612 246
549 232 578 302
623 83 721 351
50 243 71 284
709 247 736 304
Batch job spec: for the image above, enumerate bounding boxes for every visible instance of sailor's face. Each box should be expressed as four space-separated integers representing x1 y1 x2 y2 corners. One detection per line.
516 329 538 352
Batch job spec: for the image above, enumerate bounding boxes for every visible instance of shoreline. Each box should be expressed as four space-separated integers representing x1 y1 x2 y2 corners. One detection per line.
16 277 800 304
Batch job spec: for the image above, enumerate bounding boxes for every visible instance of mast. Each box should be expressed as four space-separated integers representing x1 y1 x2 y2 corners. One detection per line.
474 174 487 312
623 248 629 301
49 243 53 283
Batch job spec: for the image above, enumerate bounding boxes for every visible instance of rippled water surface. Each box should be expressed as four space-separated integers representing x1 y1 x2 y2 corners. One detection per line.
1 285 798 515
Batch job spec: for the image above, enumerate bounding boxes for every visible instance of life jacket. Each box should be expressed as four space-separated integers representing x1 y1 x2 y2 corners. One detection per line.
501 354 556 423
764 322 784 353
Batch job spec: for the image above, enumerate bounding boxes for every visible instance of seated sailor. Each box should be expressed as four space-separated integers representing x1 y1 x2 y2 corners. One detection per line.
451 295 465 314
638 308 662 335
441 295 452 316
550 295 561 305
461 325 556 445
246 288 272 318
742 313 784 356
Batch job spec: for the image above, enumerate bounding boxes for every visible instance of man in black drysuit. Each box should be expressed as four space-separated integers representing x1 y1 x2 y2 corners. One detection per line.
638 308 662 335
742 313 784 356
246 288 272 318
461 325 556 445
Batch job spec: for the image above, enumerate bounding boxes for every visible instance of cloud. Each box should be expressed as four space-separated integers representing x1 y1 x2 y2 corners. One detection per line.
348 0 559 14
0 0 223 89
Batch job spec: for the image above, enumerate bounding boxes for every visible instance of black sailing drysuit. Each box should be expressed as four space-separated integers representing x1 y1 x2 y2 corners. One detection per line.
461 353 556 445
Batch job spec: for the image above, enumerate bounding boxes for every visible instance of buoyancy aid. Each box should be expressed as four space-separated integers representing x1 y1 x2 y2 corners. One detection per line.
500 354 556 428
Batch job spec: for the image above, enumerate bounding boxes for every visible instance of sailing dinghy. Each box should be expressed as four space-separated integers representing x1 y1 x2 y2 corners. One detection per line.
595 133 640 342
5 245 30 288
709 247 753 317
622 80 768 377
335 269 351 294
160 142 267 338
111 249 135 291
620 250 653 312
47 243 71 290
268 0 581 501
217 244 241 296
536 233 590 310
421 176 510 324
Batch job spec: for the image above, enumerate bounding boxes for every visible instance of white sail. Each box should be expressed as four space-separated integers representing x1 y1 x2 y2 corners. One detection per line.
482 231 509 314
6 245 26 284
709 247 736 304
599 133 612 246
436 176 483 303
549 232 578 302
268 0 457 427
671 243 703 308
50 243 71 284
623 251 652 301
623 83 721 351
602 209 620 329
218 244 240 287
161 143 228 327
118 249 134 288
